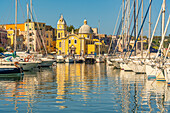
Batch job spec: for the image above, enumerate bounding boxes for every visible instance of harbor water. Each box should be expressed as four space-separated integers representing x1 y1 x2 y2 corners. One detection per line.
0 63 170 113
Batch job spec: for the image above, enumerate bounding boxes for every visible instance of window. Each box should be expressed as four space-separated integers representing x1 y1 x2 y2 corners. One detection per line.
87 35 89 38
43 24 45 27
35 23 37 26
47 41 48 46
39 24 41 27
46 34 48 38
59 42 61 47
26 24 28 26
35 28 37 30
61 33 63 37
74 39 77 44
58 33 60 38
69 39 71 44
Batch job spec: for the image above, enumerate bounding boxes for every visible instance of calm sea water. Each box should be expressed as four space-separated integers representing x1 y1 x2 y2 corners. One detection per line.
0 63 170 113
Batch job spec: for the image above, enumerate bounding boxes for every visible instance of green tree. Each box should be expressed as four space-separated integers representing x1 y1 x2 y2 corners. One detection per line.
0 47 4 53
67 25 75 32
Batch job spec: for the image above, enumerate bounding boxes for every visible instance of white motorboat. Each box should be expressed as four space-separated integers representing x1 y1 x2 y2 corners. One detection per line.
65 56 74 63
96 56 105 63
56 55 65 63
39 58 55 67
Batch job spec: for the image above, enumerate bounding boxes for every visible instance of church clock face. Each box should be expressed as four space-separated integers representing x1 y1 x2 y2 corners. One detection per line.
59 25 62 28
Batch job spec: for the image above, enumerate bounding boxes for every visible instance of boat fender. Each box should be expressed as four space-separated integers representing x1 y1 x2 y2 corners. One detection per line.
27 55 31 59
24 58 29 62
14 62 19 68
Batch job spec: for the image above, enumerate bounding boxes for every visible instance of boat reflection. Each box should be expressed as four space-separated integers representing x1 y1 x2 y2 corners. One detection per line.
0 64 169 112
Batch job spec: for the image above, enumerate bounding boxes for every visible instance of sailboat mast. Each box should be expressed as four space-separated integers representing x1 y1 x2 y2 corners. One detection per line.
162 0 165 50
30 0 33 22
149 0 151 58
14 0 17 51
122 0 124 53
134 0 136 56
136 0 138 55
27 3 30 51
141 0 144 58
99 20 100 57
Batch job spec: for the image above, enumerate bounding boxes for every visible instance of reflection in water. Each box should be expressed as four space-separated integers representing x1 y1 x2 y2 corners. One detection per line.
0 64 169 112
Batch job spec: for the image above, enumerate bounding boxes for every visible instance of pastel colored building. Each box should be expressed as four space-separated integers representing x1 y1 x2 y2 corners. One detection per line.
0 28 9 49
56 15 107 56
45 25 57 52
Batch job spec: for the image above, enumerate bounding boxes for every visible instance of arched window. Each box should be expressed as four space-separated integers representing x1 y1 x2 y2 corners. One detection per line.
59 42 61 47
69 39 71 44
58 33 60 38
47 41 49 46
74 39 77 44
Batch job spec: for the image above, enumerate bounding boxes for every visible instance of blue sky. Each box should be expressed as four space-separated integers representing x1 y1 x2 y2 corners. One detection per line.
0 0 170 36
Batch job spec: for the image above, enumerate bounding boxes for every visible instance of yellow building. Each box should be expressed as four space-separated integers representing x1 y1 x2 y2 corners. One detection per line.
56 15 105 56
0 24 25 46
45 25 56 52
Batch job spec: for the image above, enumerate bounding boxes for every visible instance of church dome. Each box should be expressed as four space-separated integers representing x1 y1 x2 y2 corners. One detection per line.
79 20 93 34
57 14 66 25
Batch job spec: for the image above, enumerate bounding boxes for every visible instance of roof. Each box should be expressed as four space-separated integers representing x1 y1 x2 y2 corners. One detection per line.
57 15 66 25
79 20 93 34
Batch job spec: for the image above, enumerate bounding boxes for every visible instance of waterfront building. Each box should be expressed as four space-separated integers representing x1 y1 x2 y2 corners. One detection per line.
0 28 9 49
45 25 57 53
56 15 107 56
0 24 25 46
24 21 46 51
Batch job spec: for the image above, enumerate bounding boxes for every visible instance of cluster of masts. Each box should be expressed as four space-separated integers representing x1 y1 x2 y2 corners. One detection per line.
107 0 170 86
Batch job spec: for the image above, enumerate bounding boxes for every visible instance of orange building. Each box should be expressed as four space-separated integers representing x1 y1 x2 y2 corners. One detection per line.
4 24 25 31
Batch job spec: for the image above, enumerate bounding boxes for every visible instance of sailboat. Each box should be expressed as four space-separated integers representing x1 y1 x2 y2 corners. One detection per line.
0 0 23 75
96 21 105 63
26 0 55 67
3 2 41 71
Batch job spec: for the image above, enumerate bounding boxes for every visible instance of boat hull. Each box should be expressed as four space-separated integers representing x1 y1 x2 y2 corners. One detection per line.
85 58 95 64
39 60 54 67
65 59 74 63
146 65 156 79
0 66 21 74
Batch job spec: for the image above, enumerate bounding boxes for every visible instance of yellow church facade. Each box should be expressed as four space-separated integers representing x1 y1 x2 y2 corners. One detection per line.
56 15 106 56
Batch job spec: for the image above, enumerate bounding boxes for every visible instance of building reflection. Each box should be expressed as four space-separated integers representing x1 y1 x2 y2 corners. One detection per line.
0 64 169 112
55 63 108 108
